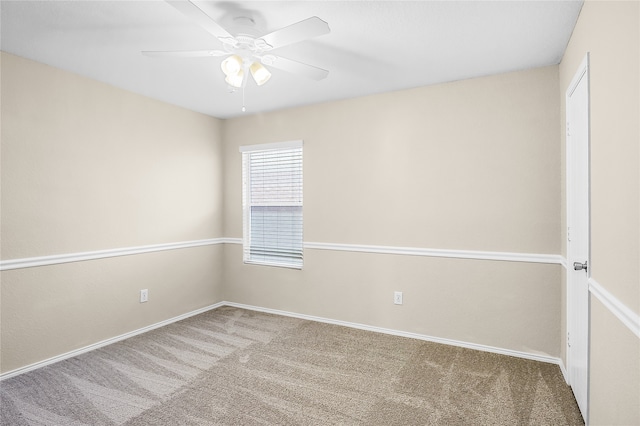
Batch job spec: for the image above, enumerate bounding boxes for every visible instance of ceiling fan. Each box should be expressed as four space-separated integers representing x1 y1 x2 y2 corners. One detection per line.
143 1 330 95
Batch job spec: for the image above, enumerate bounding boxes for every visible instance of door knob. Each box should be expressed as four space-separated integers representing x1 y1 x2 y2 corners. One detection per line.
573 261 588 271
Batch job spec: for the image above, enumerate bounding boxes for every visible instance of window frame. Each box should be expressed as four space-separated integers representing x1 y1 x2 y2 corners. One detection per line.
239 140 303 269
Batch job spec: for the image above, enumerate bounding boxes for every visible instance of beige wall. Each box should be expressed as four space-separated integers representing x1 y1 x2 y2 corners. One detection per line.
1 246 223 372
8 7 638 420
2 4 637 421
559 1 640 424
1 53 225 373
225 67 560 253
223 66 563 357
2 53 224 256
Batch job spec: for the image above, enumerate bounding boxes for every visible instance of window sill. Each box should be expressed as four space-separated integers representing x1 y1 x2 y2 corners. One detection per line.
243 260 303 270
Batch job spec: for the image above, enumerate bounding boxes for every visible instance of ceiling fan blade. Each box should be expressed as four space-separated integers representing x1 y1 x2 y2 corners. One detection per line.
142 49 227 58
259 17 330 50
267 56 329 81
167 1 233 41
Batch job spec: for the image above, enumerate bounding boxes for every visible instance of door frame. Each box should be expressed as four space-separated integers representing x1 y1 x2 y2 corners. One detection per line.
565 52 591 423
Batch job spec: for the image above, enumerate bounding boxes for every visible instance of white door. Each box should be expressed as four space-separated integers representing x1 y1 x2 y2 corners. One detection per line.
566 53 590 422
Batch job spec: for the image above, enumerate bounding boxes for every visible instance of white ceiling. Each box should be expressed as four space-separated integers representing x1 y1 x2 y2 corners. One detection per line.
1 1 583 119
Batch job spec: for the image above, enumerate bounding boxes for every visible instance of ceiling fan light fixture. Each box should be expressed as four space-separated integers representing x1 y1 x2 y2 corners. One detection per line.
221 54 242 76
225 69 244 88
250 62 271 86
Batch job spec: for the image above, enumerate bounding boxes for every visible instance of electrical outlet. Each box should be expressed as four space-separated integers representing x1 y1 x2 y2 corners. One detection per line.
394 291 403 305
140 289 149 303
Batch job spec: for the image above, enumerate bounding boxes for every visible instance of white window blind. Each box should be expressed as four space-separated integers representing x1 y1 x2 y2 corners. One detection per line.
240 141 303 269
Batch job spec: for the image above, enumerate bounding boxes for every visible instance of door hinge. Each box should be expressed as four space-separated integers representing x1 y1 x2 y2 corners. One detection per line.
567 226 571 242
567 332 571 348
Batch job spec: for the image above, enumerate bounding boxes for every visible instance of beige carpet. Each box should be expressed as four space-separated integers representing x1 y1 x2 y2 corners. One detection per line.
1 306 584 425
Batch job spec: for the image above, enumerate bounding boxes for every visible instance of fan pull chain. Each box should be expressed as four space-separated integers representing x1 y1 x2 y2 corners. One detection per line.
242 85 246 112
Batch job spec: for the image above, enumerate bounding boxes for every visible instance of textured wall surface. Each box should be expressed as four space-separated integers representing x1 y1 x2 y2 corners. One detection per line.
559 1 640 424
222 66 562 358
1 53 225 373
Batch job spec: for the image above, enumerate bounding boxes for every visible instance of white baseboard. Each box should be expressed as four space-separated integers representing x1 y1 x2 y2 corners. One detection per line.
1 300 567 382
223 301 565 369
558 358 569 384
0 302 224 381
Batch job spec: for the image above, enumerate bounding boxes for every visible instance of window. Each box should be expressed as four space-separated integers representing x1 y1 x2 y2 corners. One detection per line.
240 141 303 269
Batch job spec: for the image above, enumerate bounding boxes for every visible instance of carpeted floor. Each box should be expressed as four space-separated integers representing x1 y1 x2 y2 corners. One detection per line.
1 306 584 425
